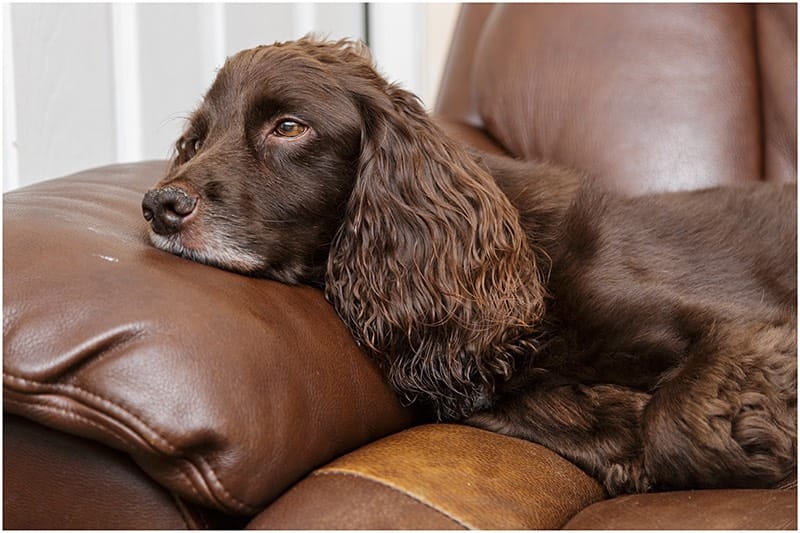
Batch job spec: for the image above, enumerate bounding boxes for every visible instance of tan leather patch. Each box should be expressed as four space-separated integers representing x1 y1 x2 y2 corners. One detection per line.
316 424 605 529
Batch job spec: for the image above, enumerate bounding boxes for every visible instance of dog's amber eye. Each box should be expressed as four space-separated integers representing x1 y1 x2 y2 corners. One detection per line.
179 137 202 159
275 120 308 138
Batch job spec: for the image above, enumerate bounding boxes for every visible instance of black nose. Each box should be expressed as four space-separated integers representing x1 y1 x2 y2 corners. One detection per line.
142 187 198 235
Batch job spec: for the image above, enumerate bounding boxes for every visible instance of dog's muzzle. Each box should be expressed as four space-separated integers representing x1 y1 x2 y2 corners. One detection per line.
142 187 199 235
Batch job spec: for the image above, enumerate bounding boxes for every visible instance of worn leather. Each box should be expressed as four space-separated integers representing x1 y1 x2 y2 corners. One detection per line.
253 424 605 529
247 471 466 530
564 488 799 530
437 4 797 194
3 162 415 515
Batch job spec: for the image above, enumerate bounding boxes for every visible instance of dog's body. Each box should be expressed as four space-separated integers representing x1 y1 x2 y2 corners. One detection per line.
475 154 796 492
143 39 797 495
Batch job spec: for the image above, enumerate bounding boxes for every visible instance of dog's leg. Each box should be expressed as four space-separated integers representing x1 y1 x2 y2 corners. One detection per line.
468 320 796 494
641 319 797 490
467 374 653 495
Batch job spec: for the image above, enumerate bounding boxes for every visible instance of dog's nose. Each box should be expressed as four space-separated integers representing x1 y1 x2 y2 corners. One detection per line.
142 187 198 235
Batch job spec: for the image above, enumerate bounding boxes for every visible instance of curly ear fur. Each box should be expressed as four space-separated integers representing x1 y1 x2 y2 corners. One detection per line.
325 79 546 420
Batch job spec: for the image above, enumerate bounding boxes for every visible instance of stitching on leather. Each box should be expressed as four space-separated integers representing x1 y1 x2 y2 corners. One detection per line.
4 371 256 513
4 372 179 453
193 455 258 513
4 397 132 451
312 469 472 529
170 461 204 505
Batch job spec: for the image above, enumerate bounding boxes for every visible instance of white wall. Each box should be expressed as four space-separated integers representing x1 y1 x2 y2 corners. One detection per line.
2 3 460 191
369 3 459 109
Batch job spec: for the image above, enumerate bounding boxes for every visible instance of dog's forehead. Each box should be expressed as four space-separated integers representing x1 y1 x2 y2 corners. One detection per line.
186 40 380 133
211 45 338 97
196 43 362 125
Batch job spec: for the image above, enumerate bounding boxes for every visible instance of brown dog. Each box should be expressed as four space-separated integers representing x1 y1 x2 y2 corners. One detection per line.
143 38 797 495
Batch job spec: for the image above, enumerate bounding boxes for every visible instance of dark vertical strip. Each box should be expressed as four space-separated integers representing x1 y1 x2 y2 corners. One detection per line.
364 3 371 46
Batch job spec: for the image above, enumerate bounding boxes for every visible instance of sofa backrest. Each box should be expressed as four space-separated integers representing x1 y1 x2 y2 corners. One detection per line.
437 4 797 194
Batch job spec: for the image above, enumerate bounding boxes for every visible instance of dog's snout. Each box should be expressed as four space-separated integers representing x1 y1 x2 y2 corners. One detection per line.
142 187 198 235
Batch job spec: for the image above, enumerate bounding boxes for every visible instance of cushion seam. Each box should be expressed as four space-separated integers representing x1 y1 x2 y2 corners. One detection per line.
312 468 472 529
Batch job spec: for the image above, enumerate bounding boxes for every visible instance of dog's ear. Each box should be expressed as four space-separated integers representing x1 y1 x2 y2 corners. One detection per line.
326 82 546 420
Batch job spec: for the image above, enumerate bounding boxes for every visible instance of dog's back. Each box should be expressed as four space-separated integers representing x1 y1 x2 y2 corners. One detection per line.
553 181 796 322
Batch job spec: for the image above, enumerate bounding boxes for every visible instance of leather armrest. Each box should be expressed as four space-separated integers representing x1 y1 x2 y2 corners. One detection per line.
249 424 605 529
3 162 415 517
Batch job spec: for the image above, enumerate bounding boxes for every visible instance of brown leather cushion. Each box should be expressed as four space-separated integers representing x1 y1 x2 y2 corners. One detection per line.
3 161 415 515
563 487 798 530
4 414 191 530
4 414 251 529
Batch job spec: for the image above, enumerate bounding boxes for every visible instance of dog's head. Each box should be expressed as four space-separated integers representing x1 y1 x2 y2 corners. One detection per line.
143 38 378 284
144 38 544 420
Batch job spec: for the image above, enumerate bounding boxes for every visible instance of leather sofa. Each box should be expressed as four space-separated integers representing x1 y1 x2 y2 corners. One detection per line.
4 4 797 529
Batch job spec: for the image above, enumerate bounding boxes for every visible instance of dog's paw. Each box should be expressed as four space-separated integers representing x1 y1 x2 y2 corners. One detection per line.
730 392 796 482
601 460 652 496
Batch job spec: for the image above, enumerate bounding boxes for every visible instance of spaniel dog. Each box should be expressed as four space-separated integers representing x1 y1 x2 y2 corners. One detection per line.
142 38 797 495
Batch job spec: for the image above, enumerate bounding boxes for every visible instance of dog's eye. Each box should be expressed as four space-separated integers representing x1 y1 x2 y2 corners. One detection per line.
182 138 202 154
177 136 203 162
274 120 308 138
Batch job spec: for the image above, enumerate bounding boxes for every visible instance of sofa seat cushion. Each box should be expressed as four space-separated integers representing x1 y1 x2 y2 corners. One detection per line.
563 487 798 529
3 161 415 515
